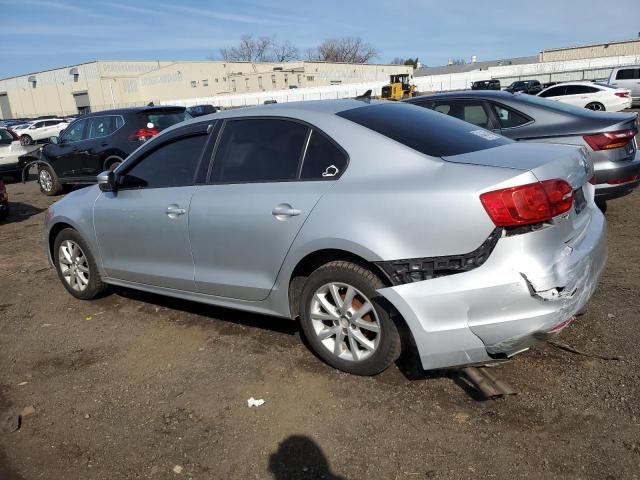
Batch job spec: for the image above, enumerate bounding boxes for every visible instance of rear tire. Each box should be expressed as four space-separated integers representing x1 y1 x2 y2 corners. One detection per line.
38 166 63 196
585 102 605 112
299 261 401 376
53 228 108 300
104 157 123 172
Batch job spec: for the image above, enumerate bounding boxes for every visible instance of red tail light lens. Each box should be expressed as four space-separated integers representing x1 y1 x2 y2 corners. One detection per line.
614 91 630 98
583 129 636 151
606 175 639 185
480 179 573 227
128 128 158 142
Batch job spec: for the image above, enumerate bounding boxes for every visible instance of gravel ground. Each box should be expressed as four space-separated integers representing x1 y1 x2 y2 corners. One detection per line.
1 161 639 479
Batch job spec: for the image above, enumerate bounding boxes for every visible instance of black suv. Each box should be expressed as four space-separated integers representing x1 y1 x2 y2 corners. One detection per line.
471 79 500 90
25 106 186 196
504 80 543 94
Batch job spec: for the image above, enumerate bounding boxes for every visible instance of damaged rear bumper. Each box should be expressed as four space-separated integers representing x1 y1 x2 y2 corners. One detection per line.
377 204 607 371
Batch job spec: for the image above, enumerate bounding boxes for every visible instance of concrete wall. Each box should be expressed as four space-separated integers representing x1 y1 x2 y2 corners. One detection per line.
541 40 640 62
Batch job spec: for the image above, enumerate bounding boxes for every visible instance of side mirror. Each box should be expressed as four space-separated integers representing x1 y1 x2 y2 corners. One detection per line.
48 136 59 145
97 170 117 192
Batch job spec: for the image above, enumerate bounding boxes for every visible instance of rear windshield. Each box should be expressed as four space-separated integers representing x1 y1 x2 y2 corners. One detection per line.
336 102 511 157
142 111 186 131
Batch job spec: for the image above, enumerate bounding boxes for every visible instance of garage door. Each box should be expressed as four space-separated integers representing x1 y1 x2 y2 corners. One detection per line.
0 93 12 119
73 91 91 114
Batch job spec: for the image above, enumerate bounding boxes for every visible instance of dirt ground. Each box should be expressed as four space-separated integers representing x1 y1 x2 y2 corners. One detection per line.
1 162 640 479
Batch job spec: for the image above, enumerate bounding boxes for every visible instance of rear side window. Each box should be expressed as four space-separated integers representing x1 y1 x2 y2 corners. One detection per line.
143 111 186 132
211 119 308 183
616 68 639 80
337 103 511 157
432 100 491 128
124 134 207 188
539 86 566 97
491 104 531 128
300 131 348 180
87 116 123 139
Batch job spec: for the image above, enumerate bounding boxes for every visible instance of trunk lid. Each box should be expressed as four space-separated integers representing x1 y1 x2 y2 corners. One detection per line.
442 142 592 189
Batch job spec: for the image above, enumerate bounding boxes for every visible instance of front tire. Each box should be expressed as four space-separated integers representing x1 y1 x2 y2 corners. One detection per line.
586 102 605 112
38 166 62 196
20 135 33 146
53 228 108 300
299 261 401 376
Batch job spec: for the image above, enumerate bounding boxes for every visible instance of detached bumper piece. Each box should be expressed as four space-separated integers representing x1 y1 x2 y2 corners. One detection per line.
376 228 502 285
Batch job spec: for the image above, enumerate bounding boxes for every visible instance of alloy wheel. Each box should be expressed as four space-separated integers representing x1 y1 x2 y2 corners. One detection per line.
39 170 53 192
309 282 381 362
58 240 90 292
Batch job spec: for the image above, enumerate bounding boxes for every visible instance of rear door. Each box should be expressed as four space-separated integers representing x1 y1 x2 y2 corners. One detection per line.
189 118 348 300
93 124 210 290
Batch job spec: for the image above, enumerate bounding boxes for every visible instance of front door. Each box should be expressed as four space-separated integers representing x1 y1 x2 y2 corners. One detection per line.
93 131 210 290
49 118 89 178
189 118 349 301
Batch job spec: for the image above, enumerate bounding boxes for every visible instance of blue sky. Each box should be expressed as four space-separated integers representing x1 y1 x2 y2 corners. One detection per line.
1 0 639 78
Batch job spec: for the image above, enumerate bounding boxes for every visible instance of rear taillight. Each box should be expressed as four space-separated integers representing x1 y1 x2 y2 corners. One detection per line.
480 179 573 227
606 175 639 185
614 91 630 98
7 129 19 141
128 128 158 142
583 129 636 151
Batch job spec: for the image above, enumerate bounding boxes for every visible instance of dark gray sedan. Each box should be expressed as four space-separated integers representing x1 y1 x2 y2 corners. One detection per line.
405 91 639 208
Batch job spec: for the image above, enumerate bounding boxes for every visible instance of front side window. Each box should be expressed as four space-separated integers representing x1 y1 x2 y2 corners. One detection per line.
124 134 207 189
30 122 44 130
61 119 87 142
211 119 308 183
300 131 348 180
492 104 531 128
565 85 598 95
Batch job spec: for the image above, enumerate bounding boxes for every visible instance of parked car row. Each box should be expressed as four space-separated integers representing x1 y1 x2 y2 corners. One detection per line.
43 97 609 376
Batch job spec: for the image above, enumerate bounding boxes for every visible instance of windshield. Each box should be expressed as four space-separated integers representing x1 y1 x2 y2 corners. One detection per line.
143 111 186 131
337 102 511 157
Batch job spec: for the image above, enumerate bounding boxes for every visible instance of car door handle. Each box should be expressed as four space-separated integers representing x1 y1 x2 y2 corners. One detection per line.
272 204 301 217
166 204 186 217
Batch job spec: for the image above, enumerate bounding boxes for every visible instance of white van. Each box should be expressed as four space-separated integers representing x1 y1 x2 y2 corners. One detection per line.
609 66 640 106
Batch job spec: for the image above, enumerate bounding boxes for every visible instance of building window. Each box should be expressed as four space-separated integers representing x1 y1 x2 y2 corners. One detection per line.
203 79 209 87
222 76 226 81
307 75 315 82
190 80 197 88
245 78 250 90
232 79 236 92
284 74 288 84
258 76 263 89
271 74 276 85
215 78 219 83
297 74 301 84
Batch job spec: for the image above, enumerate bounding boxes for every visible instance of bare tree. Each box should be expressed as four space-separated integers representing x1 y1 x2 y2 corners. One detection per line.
219 35 300 63
308 37 377 64
219 34 274 62
271 39 299 62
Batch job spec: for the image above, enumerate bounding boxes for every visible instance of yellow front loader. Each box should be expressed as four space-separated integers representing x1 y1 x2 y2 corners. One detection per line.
380 74 417 100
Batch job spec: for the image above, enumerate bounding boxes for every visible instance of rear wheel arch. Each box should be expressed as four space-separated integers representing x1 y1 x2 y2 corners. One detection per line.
288 249 392 319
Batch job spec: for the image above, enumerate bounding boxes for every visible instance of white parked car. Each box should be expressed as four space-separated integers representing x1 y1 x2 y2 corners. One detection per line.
13 119 68 145
537 81 632 112
0 128 37 179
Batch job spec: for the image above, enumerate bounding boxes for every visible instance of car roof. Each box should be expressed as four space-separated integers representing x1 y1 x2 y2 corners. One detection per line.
408 90 518 101
80 105 186 117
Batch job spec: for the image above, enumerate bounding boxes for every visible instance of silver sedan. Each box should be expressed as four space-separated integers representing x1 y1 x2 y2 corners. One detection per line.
44 99 607 376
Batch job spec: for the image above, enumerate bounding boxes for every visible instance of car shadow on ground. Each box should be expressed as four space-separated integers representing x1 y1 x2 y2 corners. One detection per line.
0 202 45 226
108 287 491 400
268 435 348 480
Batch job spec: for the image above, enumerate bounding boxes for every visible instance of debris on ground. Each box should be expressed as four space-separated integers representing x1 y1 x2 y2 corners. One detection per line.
548 340 624 361
20 406 36 417
247 397 265 408
173 465 183 474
